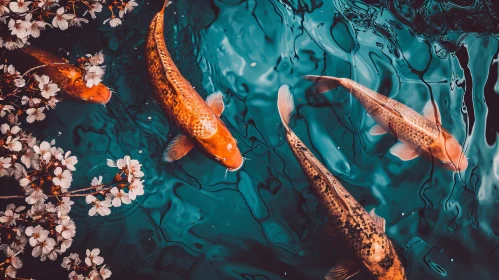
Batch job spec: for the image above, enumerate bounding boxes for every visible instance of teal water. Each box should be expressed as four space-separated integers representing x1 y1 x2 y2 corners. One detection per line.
28 0 499 279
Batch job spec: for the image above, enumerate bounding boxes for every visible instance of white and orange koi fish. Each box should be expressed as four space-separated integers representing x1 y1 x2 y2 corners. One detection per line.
304 75 467 172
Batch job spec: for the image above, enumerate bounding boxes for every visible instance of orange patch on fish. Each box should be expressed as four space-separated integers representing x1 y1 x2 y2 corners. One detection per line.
7 46 112 104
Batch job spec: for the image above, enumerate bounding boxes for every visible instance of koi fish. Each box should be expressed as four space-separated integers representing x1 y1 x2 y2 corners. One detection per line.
145 0 243 171
277 84 406 280
304 75 467 172
6 46 112 104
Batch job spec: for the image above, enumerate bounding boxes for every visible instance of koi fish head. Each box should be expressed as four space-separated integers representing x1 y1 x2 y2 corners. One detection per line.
65 75 112 104
198 121 244 172
432 130 468 172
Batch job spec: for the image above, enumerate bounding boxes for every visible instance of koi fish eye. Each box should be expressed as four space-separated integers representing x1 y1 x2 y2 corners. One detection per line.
439 160 450 165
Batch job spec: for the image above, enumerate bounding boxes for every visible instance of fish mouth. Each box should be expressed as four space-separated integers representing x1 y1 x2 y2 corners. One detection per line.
227 160 244 172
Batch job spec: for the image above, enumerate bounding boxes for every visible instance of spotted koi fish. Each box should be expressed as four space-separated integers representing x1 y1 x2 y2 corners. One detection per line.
7 46 112 104
277 85 406 280
304 75 467 172
146 0 243 171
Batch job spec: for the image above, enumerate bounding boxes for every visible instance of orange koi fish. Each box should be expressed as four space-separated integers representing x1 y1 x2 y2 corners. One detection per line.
145 0 243 171
6 46 112 104
304 76 467 172
277 85 406 280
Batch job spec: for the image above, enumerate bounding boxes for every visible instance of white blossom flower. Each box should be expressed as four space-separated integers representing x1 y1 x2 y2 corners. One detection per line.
69 271 85 280
53 167 72 189
87 51 105 66
25 13 50 38
8 18 31 38
4 36 28 50
26 107 46 123
28 201 45 218
103 16 122 27
56 197 74 215
25 187 47 204
106 159 117 167
35 74 59 99
89 265 112 280
21 95 42 106
56 219 76 239
37 0 57 9
42 248 58 261
59 238 72 253
0 157 12 177
52 7 75 30
69 17 88 27
86 195 111 216
12 232 28 251
9 0 31 13
125 0 139 12
31 237 55 258
60 151 78 171
0 208 20 226
5 136 22 152
33 141 52 161
47 96 59 109
84 65 104 87
25 225 49 247
4 247 23 278
91 175 103 187
21 147 39 169
128 179 144 200
110 187 131 207
85 248 104 266
129 158 144 178
1 123 20 135
61 253 80 270
85 2 102 19
1 105 14 117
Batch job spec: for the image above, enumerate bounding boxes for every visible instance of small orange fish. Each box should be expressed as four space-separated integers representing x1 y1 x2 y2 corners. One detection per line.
7 46 112 104
304 75 468 172
277 85 406 280
145 0 243 171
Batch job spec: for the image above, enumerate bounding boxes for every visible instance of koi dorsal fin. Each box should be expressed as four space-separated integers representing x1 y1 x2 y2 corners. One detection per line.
206 91 225 117
369 208 386 232
423 99 442 124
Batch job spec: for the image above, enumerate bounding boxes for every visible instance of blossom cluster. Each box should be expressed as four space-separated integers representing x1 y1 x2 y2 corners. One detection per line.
77 51 106 88
1 63 60 125
61 249 111 280
0 61 144 279
0 0 139 50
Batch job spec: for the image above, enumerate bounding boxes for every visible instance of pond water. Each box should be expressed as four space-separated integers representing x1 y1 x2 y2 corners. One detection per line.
23 0 499 279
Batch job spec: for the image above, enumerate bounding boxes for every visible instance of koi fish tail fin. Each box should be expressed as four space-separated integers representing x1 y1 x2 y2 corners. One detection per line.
303 75 342 94
277 84 294 131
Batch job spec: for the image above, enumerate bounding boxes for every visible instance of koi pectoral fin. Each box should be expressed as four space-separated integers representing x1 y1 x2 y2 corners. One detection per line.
163 134 195 162
303 75 342 94
324 259 360 280
369 208 386 232
389 142 419 161
369 124 387 136
324 221 337 237
206 91 225 117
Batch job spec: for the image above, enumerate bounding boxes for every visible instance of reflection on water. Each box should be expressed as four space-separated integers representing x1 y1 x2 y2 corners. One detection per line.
30 0 499 279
